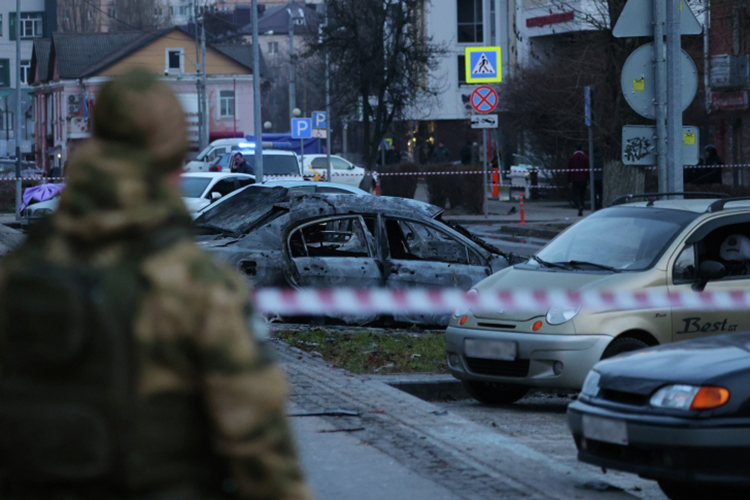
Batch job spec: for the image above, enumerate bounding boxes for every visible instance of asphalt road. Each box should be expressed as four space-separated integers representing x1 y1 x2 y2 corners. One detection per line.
433 393 667 500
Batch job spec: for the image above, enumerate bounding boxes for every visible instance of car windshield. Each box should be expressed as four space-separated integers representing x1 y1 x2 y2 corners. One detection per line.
193 185 289 235
243 154 300 175
530 207 698 271
179 177 212 198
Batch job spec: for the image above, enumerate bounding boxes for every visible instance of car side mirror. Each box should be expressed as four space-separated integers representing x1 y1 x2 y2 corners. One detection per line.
693 260 726 292
211 192 222 201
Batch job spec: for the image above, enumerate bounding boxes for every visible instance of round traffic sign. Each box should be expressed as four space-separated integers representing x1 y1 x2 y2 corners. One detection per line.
470 86 498 114
620 42 698 120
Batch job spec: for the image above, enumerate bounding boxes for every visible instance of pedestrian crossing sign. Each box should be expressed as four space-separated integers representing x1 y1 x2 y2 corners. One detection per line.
465 46 502 83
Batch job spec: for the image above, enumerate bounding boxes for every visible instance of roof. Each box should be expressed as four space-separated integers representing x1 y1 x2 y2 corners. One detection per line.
31 39 51 83
249 1 321 35
52 31 144 79
213 44 268 78
37 27 262 82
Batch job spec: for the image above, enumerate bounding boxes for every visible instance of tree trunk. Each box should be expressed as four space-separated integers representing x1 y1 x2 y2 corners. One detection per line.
603 160 645 206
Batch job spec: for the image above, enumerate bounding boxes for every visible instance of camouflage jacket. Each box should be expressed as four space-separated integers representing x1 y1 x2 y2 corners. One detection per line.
0 140 311 500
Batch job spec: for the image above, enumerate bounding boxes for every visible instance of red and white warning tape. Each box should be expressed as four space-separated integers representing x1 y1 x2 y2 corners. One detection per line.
253 287 750 315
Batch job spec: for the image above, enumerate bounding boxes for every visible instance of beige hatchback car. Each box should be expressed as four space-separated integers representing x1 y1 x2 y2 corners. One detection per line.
447 194 750 405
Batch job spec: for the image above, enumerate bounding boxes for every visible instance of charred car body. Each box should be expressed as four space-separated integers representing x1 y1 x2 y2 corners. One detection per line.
193 186 515 325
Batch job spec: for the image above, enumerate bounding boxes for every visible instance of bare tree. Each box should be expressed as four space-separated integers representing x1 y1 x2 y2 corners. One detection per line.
306 0 446 170
58 0 102 33
109 0 163 31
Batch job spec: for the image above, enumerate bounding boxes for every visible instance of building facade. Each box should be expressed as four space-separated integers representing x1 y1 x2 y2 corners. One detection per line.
31 27 261 171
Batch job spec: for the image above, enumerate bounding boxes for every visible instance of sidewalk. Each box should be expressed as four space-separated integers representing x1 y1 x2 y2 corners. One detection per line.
278 341 645 500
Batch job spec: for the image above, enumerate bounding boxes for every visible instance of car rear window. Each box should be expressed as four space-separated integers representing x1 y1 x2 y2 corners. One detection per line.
193 185 289 235
180 177 212 198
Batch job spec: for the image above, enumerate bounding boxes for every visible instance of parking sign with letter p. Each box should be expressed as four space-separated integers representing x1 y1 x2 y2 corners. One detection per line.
292 118 313 139
312 111 327 129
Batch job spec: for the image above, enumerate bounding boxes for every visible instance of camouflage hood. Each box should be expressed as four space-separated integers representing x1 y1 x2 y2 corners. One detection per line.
51 139 191 243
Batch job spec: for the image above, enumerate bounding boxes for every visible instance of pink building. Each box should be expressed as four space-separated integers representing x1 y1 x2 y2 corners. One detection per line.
30 27 265 172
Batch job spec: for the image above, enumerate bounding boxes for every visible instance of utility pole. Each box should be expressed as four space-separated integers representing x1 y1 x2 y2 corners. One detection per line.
324 3 332 181
194 1 203 153
252 0 264 183
14 0 21 220
653 0 667 192
666 0 683 193
200 17 208 150
288 8 296 126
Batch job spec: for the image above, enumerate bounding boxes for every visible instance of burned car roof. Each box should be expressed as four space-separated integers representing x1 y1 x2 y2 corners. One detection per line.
193 185 445 236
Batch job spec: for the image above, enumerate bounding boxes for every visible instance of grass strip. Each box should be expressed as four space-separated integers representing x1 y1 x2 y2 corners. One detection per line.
274 329 447 374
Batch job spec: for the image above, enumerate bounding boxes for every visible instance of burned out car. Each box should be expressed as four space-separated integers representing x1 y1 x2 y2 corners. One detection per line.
193 186 515 325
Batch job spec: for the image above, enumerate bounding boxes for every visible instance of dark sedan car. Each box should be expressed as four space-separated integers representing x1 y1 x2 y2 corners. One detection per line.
193 186 515 325
568 333 750 500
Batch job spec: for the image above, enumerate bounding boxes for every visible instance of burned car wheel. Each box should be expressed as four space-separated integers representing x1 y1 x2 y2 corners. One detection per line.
658 480 749 500
462 381 529 405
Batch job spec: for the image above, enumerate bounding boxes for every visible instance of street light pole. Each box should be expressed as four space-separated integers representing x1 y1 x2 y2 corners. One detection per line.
14 0 21 220
653 0 667 192
288 9 296 126
666 0 683 193
324 3 332 181
252 0 264 183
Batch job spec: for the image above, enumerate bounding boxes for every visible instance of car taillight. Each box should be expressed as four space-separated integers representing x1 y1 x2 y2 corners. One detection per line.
209 165 222 172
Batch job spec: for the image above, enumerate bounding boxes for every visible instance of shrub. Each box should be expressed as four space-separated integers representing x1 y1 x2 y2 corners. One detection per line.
377 162 420 199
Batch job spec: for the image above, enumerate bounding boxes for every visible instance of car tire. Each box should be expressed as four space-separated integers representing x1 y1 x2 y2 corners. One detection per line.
462 381 529 405
658 480 749 500
601 337 649 360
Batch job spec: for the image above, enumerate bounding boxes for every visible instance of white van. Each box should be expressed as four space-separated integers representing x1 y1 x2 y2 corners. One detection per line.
184 139 248 172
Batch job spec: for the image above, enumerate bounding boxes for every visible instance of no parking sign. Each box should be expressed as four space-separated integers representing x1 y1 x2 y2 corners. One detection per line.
469 86 498 114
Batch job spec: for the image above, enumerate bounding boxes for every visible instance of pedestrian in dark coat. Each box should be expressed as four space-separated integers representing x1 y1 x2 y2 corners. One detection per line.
567 145 589 216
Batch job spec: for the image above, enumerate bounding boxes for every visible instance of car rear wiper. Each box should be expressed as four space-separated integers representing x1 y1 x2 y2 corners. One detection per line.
531 255 570 269
556 260 621 272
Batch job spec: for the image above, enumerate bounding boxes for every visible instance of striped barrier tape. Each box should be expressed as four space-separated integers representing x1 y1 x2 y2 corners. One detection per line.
253 287 750 316
1 163 744 182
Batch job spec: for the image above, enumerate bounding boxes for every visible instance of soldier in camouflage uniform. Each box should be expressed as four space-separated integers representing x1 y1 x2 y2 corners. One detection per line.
0 71 311 500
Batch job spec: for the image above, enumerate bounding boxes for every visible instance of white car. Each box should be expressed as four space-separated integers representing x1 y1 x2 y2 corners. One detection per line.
179 172 254 213
21 197 60 222
225 149 302 178
301 154 370 188
184 138 248 172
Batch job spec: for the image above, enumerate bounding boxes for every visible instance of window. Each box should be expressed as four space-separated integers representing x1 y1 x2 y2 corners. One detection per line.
268 41 279 54
457 55 467 84
20 60 30 85
690 222 750 281
207 179 238 199
0 59 10 87
219 90 235 118
673 245 697 283
457 0 483 43
108 8 116 18
289 217 370 258
20 12 44 38
165 48 184 73
332 158 351 170
0 15 4 37
169 6 175 15
179 6 189 16
385 218 471 265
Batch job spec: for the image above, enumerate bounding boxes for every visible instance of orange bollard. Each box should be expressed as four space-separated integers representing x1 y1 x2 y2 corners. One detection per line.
492 168 499 198
520 193 526 225
375 177 380 196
